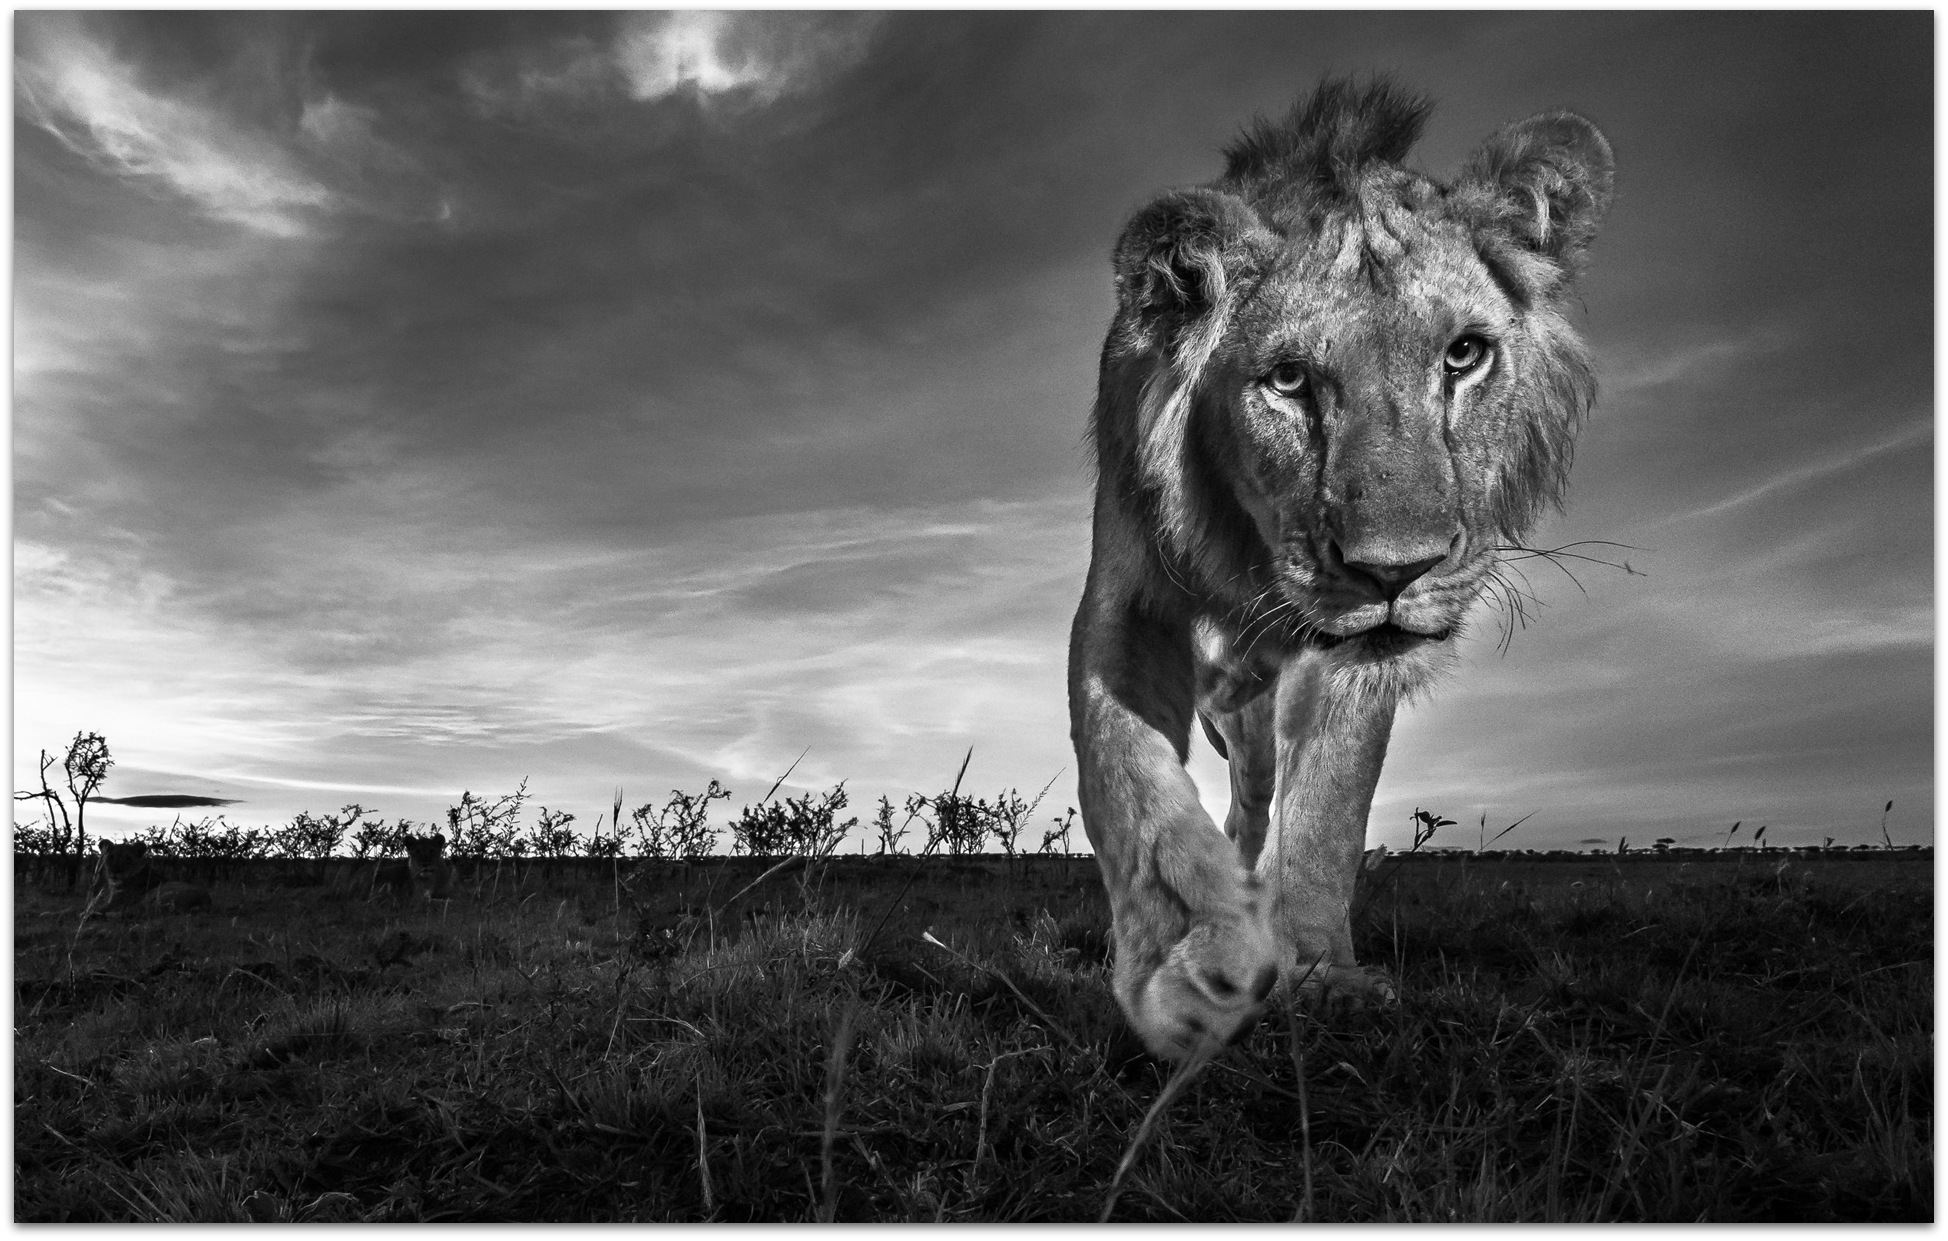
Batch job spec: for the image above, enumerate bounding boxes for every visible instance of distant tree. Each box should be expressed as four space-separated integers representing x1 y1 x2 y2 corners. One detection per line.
872 796 914 855
914 790 985 856
130 823 178 856
271 804 368 861
349 816 411 859
14 754 71 861
906 786 1050 857
1039 808 1077 856
12 816 73 882
632 781 729 859
265 803 371 883
13 732 112 890
64 732 113 859
986 789 1032 858
525 807 581 859
446 780 530 860
730 784 856 858
172 814 268 883
989 776 1059 859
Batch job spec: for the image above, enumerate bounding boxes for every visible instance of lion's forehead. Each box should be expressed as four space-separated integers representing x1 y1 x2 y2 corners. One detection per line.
1232 200 1511 364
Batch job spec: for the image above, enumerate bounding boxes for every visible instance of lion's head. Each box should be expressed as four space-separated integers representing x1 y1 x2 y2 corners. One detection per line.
97 839 155 883
1094 77 1612 689
402 832 452 897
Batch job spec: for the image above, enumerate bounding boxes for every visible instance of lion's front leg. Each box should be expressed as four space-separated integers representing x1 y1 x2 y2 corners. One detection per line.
1070 584 1281 1062
1255 650 1401 1011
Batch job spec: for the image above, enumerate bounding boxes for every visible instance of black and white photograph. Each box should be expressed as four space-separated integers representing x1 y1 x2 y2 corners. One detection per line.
13 10 1931 1222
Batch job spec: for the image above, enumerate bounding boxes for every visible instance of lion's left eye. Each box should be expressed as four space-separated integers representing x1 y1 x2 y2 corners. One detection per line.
1265 362 1309 400
1443 335 1489 376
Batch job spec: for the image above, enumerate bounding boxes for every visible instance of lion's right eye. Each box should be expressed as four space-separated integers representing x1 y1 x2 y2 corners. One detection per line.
1265 363 1309 400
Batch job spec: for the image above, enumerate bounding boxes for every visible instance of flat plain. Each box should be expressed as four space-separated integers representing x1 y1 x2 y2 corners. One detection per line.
13 848 1931 1221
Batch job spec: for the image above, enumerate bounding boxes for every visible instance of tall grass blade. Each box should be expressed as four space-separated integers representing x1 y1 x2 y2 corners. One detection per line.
1286 1003 1315 1222
760 747 813 807
695 1070 714 1216
818 1001 859 1223
1098 1041 1218 1222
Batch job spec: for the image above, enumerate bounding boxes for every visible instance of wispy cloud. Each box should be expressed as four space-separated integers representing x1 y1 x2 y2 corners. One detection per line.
459 34 618 116
1601 324 1791 396
17 15 449 236
1641 419 1932 533
16 16 335 236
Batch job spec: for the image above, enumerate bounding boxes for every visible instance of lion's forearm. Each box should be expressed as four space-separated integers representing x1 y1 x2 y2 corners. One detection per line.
1069 594 1285 1059
1071 674 1213 893
1068 577 1256 938
1256 655 1397 960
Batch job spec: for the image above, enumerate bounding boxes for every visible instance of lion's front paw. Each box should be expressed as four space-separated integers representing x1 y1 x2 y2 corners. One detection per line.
1118 877 1283 1062
1288 961 1398 1017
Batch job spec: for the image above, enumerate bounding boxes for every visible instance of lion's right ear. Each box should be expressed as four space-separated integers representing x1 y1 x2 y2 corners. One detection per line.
1112 188 1269 349
1458 111 1614 290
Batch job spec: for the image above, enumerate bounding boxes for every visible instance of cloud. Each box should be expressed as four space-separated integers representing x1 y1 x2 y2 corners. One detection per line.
460 39 613 117
457 12 881 118
1601 324 1791 396
17 15 451 237
615 12 765 100
613 12 879 106
295 93 444 220
1641 419 1931 533
16 16 335 236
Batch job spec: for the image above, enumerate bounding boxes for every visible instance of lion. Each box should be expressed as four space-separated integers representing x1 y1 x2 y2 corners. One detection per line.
84 840 212 917
358 832 454 902
1068 77 1613 1059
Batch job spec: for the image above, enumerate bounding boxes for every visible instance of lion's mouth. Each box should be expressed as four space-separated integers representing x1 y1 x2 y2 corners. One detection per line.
1316 621 1453 651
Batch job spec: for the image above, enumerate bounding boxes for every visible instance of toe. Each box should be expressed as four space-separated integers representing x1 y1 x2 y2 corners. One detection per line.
1250 965 1277 1001
1197 967 1242 999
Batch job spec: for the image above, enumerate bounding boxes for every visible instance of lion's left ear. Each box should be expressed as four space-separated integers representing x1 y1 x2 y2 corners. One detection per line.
1459 111 1614 280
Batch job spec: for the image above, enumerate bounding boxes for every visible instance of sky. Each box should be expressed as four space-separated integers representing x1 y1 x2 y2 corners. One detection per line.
13 11 1934 853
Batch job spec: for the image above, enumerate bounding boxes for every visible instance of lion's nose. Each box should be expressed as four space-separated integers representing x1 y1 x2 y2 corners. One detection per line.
1344 552 1443 596
1333 535 1455 599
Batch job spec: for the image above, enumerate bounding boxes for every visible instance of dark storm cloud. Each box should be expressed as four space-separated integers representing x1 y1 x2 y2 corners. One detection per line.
15 12 1930 846
94 794 239 809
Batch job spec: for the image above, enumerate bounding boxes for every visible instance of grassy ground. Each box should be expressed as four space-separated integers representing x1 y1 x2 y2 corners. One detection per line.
13 850 1931 1221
